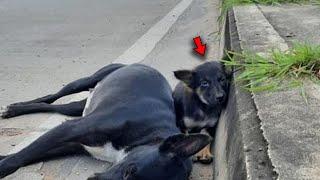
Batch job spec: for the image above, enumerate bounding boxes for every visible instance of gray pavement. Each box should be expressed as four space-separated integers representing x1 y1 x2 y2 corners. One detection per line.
259 5 320 179
0 0 180 106
260 5 320 46
0 0 222 179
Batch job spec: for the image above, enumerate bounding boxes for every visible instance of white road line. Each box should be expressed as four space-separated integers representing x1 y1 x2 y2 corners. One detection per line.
113 0 193 64
9 0 193 154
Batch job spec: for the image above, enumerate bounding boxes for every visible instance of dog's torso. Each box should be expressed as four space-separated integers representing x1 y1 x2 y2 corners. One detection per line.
82 64 179 162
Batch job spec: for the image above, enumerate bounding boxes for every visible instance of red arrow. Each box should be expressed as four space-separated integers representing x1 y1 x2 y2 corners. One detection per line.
193 36 206 56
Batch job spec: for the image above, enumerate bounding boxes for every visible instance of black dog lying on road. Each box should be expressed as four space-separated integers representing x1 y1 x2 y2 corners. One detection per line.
0 63 210 179
173 61 230 164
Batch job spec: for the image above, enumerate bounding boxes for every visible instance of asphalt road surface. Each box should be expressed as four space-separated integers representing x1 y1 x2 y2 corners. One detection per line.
0 0 221 179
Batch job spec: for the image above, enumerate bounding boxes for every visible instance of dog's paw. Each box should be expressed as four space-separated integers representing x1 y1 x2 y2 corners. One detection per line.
192 145 213 164
0 106 9 119
0 105 18 119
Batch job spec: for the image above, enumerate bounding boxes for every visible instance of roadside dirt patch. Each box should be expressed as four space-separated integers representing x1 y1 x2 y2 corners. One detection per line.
0 128 24 136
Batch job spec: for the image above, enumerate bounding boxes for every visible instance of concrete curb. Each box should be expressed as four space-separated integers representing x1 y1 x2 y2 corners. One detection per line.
215 4 320 180
214 6 277 180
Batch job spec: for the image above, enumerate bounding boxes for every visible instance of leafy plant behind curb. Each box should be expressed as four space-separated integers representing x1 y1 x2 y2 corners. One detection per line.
221 43 320 95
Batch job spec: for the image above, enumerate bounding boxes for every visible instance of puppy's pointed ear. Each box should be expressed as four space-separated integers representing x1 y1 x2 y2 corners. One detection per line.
159 134 210 158
173 70 193 85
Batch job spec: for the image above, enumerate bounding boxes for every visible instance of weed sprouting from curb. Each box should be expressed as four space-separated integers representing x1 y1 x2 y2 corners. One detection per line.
221 43 320 98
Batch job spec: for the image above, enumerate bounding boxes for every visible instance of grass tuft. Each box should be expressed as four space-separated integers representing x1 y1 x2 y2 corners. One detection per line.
221 43 320 94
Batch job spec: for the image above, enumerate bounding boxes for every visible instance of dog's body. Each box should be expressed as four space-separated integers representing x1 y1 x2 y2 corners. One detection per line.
173 61 230 163
173 82 222 134
0 63 209 179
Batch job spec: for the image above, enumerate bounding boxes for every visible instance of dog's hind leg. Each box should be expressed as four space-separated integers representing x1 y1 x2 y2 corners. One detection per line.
1 99 87 119
0 142 89 166
0 115 112 178
10 63 125 105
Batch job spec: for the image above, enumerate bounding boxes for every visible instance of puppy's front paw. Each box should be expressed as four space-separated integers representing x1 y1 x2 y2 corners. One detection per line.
192 145 213 164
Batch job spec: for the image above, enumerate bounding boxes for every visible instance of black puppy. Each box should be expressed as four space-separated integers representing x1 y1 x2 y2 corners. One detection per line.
173 61 230 164
0 63 210 179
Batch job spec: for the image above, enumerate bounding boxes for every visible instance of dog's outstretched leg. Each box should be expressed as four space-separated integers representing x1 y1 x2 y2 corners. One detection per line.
1 99 87 119
10 63 125 105
0 115 110 178
0 143 89 167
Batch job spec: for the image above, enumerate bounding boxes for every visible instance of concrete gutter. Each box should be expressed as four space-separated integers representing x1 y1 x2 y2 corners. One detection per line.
214 7 277 180
214 5 320 180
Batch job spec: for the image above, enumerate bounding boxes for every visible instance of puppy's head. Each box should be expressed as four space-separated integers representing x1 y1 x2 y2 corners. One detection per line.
174 61 231 107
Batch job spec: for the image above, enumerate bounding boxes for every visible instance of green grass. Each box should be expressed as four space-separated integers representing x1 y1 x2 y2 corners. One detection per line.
221 43 320 96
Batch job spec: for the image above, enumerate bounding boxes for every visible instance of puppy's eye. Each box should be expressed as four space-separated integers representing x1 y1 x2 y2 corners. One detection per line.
200 80 209 87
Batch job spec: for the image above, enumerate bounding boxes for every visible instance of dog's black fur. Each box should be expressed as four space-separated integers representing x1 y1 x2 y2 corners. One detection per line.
173 61 230 163
0 63 210 179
